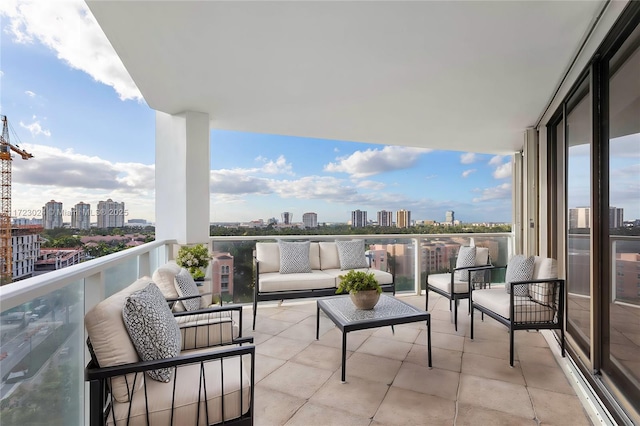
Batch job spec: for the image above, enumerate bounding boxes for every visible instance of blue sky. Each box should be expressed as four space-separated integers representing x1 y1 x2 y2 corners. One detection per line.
0 1 517 224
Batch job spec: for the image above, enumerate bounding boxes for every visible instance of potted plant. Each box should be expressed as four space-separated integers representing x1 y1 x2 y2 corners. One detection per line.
176 243 211 280
336 270 382 310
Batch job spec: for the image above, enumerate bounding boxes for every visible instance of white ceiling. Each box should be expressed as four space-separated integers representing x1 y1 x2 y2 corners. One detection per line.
86 1 606 155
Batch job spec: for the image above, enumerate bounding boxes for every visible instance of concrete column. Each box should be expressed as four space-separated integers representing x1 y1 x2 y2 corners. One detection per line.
155 111 210 244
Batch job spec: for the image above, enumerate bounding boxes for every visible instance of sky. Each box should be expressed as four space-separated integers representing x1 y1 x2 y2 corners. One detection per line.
0 0 519 225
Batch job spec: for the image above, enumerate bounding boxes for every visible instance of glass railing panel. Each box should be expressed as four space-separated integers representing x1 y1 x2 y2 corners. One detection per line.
104 256 139 297
366 237 415 293
0 279 84 425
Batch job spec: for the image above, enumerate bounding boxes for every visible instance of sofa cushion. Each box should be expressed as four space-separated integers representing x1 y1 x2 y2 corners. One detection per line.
173 268 201 311
454 246 476 281
505 255 535 295
85 276 152 403
175 312 238 350
278 240 312 274
319 242 340 270
427 272 468 294
258 271 336 292
336 239 369 270
323 268 393 287
309 242 321 270
255 242 280 273
109 349 251 426
122 283 182 383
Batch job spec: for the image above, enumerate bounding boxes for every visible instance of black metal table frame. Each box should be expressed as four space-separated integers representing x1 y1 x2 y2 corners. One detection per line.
316 295 432 382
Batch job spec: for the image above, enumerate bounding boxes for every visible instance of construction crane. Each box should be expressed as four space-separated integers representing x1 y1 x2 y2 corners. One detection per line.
1 115 33 285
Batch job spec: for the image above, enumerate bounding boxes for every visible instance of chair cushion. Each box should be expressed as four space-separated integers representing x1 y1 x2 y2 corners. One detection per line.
336 239 369 270
319 242 340 270
152 261 182 301
85 276 152 403
122 283 182 383
505 255 535 295
472 287 555 323
173 268 201 311
109 349 251 426
278 240 312 274
428 272 469 294
454 246 476 281
258 271 336 292
530 257 558 305
255 242 280 273
175 312 239 350
471 247 491 282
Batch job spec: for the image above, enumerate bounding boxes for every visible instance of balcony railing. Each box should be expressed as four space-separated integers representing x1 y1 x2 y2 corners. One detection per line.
0 232 512 425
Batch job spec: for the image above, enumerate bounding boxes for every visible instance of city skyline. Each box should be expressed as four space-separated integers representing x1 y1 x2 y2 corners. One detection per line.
0 2 561 225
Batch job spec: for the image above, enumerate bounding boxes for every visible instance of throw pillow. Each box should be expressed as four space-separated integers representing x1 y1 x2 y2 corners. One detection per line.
454 246 476 281
505 254 535 295
122 283 182 383
174 268 201 311
278 240 312 274
336 239 369 270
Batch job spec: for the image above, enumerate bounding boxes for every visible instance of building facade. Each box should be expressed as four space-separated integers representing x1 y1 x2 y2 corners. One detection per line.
211 252 234 300
97 199 125 228
377 210 393 227
445 210 455 225
302 212 317 228
281 212 292 225
71 202 91 230
42 200 63 229
396 209 411 228
351 210 367 228
11 226 41 281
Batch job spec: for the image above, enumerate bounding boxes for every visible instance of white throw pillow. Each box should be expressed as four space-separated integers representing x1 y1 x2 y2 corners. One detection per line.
278 240 312 274
174 268 201 311
122 283 182 383
454 246 476 281
336 239 369 270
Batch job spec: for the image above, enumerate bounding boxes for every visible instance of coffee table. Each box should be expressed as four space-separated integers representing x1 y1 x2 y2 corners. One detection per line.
316 294 431 382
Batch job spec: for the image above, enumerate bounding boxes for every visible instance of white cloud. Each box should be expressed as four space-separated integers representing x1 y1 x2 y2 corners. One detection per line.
19 120 50 137
324 146 431 178
0 0 142 101
355 180 385 190
460 153 476 164
462 169 476 178
493 162 512 179
255 155 293 175
488 155 504 166
473 183 512 202
25 90 36 97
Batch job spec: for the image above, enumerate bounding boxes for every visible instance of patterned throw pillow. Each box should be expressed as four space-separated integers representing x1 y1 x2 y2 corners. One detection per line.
174 268 201 311
122 283 182 383
336 239 369 270
505 254 535 295
278 240 312 274
454 246 477 281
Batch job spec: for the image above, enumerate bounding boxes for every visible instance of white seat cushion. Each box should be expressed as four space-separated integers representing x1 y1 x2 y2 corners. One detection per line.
319 242 340 270
109 349 251 426
322 268 394 286
428 273 468 294
152 261 182 300
473 287 555 323
258 270 336 292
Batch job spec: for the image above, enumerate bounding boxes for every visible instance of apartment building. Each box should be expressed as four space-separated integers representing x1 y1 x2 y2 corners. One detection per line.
42 200 63 229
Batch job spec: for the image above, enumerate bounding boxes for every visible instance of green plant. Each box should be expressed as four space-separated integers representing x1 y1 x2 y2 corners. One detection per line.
336 270 381 294
176 244 211 279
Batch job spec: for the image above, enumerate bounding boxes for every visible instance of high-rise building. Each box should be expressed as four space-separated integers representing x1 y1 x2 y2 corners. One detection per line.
42 200 63 229
12 226 41 281
71 202 91 230
445 210 455 225
377 210 393 227
97 199 125 228
569 207 590 229
351 210 367 227
610 207 623 229
396 209 411 228
302 212 318 228
281 212 292 225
